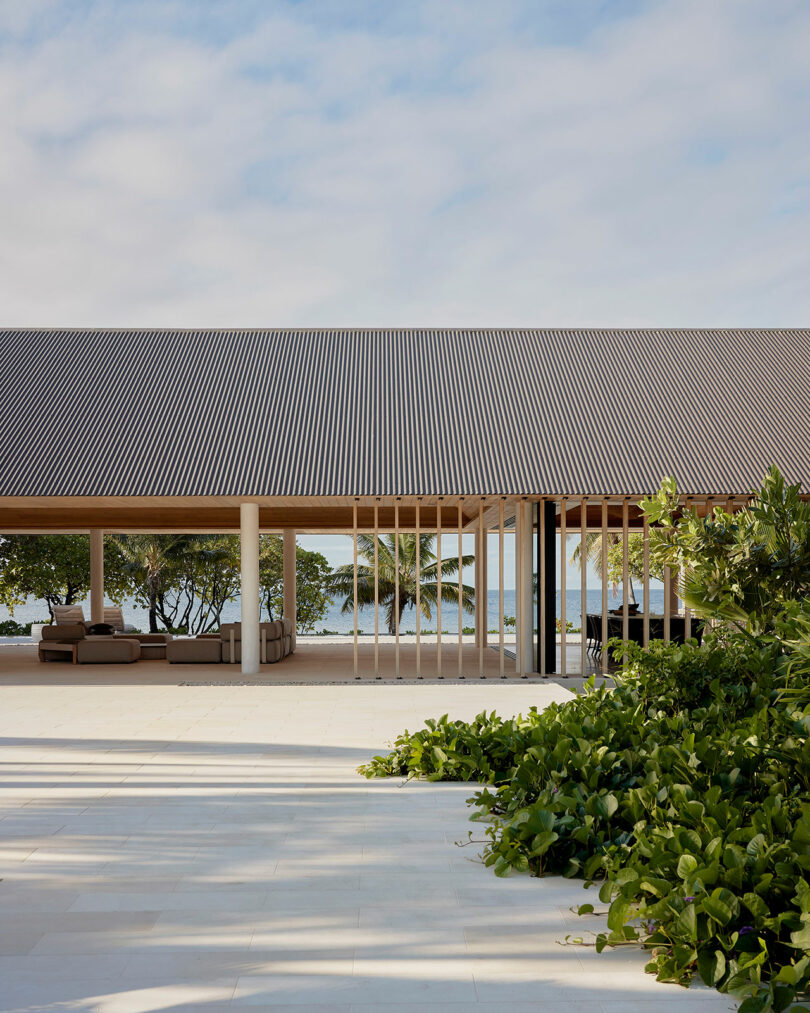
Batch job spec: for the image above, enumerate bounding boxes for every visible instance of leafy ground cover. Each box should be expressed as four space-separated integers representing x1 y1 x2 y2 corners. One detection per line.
359 469 810 1012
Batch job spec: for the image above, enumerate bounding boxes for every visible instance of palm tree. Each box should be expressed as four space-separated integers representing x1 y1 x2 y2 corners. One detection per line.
114 534 190 632
329 533 475 634
569 532 637 604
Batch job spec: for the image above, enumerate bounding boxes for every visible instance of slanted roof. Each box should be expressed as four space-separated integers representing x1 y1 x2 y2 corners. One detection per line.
1 328 808 499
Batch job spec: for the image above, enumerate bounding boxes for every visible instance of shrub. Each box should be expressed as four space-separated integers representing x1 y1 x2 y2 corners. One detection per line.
360 469 810 1012
360 638 809 1010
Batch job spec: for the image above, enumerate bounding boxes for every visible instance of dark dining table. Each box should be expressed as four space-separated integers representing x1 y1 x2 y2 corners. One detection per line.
584 613 703 653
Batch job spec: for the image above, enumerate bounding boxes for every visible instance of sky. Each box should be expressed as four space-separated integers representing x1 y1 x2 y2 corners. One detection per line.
1 0 805 588
1 0 808 327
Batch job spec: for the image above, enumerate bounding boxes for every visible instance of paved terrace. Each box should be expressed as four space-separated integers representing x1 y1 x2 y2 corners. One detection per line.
0 668 733 1012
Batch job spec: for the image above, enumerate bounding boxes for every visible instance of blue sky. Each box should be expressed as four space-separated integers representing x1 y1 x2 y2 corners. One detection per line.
1 0 807 327
0 1 805 585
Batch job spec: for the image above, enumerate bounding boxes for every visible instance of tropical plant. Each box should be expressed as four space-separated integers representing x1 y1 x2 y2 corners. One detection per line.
0 534 131 619
115 534 192 632
151 535 242 634
359 469 810 1012
258 536 332 632
569 533 666 604
329 533 475 634
642 465 810 635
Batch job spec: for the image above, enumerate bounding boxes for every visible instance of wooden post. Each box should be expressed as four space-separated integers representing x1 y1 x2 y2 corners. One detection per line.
560 498 567 678
643 514 650 648
395 499 400 678
539 499 546 677
622 498 629 663
479 498 485 678
373 501 379 677
515 503 523 676
498 498 505 679
283 528 296 652
684 496 692 640
458 499 464 678
580 497 587 677
601 499 608 674
416 499 421 679
436 498 442 678
353 499 359 678
89 529 104 625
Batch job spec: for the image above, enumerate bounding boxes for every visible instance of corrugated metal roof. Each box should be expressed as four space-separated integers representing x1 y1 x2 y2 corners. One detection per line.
1 328 808 497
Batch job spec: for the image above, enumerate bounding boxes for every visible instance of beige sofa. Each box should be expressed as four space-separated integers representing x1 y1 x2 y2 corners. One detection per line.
114 633 173 659
167 621 294 664
38 624 141 664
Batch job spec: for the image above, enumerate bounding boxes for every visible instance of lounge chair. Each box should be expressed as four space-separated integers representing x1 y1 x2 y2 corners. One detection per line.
52 604 85 624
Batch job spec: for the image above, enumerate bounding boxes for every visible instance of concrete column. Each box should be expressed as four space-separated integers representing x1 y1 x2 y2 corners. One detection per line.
283 528 296 652
519 502 535 673
89 529 104 624
240 503 260 675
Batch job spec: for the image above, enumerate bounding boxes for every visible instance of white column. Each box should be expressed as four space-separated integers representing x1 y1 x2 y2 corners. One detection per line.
89 529 104 624
519 502 534 674
240 503 260 675
283 528 296 652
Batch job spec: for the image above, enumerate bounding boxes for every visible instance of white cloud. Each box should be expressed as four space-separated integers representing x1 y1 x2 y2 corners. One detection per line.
0 0 808 326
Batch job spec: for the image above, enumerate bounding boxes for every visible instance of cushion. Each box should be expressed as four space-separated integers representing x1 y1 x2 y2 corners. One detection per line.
41 623 85 642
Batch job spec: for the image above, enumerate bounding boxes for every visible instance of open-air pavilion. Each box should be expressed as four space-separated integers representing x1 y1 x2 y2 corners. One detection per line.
1 327 809 681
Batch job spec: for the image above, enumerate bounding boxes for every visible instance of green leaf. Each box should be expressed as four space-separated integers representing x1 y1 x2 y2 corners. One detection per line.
697 949 726 987
594 794 619 820
677 854 699 879
676 902 698 942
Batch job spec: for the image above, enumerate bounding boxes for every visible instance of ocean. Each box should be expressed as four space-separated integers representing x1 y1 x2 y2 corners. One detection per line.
1 589 667 634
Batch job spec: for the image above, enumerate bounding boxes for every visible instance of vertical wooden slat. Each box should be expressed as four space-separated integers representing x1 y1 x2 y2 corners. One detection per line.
516 503 523 676
539 497 546 677
479 498 485 678
706 496 715 632
458 499 463 678
643 513 650 647
622 498 629 663
498 497 505 679
580 496 587 677
663 564 672 643
560 497 567 678
353 499 358 678
416 499 421 679
395 499 400 678
436 498 442 678
601 498 608 675
373 500 379 677
683 496 691 640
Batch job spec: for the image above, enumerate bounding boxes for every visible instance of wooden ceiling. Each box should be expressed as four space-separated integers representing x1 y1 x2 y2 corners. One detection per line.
0 494 749 534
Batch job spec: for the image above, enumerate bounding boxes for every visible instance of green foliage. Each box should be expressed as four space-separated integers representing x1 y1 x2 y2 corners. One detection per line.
0 535 132 618
570 532 665 603
642 465 810 634
258 536 332 633
0 619 27 635
329 533 475 635
360 469 810 1011
360 641 810 1009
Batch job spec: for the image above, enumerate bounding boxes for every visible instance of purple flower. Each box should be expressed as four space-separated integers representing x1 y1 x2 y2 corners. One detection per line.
684 896 695 903
739 926 755 935
552 787 559 795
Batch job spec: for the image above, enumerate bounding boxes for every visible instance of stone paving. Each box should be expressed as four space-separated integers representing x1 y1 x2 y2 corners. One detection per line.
0 681 734 1012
